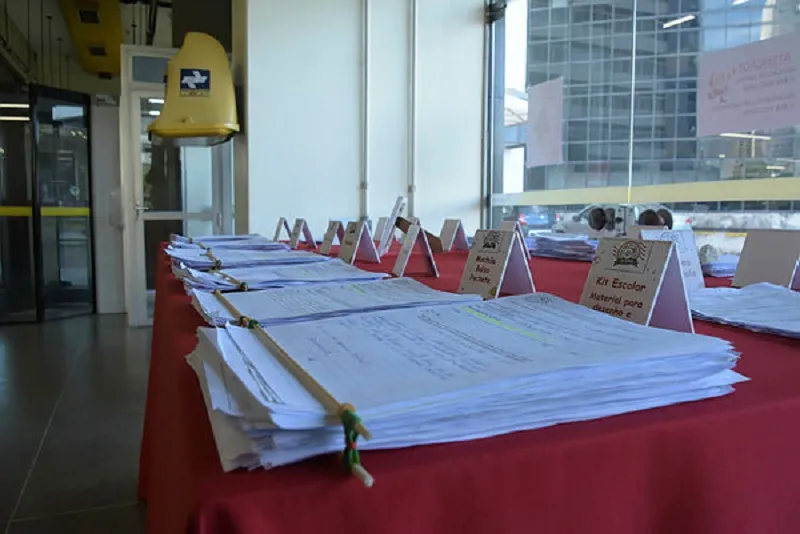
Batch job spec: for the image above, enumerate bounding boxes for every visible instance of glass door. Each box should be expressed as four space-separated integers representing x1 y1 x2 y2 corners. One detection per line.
31 86 95 321
125 90 232 326
0 92 36 323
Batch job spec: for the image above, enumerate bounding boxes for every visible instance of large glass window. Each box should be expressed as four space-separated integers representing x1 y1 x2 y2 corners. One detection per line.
489 0 800 254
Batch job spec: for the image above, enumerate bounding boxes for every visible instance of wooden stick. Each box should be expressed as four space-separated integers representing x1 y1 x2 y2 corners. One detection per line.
217 271 248 290
211 290 372 440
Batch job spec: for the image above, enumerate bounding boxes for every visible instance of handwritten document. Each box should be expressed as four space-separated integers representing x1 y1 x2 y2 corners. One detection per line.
193 277 481 326
228 293 735 415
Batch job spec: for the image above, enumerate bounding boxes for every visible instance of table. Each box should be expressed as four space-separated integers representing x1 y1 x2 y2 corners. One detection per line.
139 247 800 534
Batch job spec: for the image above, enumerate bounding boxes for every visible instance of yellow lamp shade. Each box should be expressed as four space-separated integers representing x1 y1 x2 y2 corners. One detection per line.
148 32 239 143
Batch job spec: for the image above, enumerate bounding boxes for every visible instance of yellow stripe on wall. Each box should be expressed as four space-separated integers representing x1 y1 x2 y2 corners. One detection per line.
0 206 32 216
40 207 91 217
492 178 800 207
0 206 91 217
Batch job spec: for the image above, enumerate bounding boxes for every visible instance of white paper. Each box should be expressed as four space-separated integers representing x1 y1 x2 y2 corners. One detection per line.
526 77 564 168
187 293 743 471
690 283 800 338
192 277 481 326
697 32 800 137
167 247 324 270
235 293 736 415
183 258 385 291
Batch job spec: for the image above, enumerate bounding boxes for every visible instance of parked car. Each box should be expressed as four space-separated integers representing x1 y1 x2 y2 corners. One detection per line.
551 203 686 237
516 208 554 234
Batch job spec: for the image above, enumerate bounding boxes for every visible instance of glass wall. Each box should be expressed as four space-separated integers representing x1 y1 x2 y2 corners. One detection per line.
0 86 95 323
0 93 36 322
490 0 800 254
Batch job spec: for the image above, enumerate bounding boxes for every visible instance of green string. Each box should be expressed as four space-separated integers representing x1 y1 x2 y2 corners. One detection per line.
239 316 259 329
340 408 362 473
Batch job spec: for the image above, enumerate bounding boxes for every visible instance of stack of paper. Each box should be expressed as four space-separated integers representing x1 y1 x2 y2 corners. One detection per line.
690 283 800 338
171 233 262 245
181 259 387 292
190 277 482 326
170 235 289 252
186 292 745 472
701 254 739 278
166 248 327 270
528 233 598 261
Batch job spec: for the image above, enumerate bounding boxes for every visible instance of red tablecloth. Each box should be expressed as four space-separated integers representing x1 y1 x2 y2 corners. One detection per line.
139 247 800 534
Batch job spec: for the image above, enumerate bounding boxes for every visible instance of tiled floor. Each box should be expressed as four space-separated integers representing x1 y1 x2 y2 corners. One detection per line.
0 315 150 533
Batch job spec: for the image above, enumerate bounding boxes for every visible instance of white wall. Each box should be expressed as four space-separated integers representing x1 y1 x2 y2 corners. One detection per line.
91 104 125 314
234 0 485 237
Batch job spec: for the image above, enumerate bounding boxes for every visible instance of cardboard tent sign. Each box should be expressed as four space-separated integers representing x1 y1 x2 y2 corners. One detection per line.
579 237 694 333
458 229 534 299
319 221 346 255
272 217 291 241
392 224 438 277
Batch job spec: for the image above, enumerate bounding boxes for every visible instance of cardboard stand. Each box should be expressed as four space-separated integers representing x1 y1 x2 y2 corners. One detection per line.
392 224 439 277
289 218 317 249
439 219 470 252
374 217 389 245
733 229 800 289
579 237 694 333
500 220 531 258
396 216 444 253
319 221 346 255
458 229 535 299
273 217 292 241
377 196 407 256
339 221 380 264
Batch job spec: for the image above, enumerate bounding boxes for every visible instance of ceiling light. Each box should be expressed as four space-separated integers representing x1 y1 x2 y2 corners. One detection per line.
148 110 161 116
0 116 30 121
719 132 771 140
732 0 751 5
663 14 696 28
765 165 785 170
0 103 29 108
148 98 164 104
718 154 726 158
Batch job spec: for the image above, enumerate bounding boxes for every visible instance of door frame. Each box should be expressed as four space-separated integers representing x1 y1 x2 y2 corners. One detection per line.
123 88 223 327
119 45 234 327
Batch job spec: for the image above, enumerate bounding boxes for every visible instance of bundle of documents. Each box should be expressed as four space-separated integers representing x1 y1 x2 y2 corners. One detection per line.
528 233 598 261
701 255 739 278
187 292 745 472
172 233 261 244
182 259 387 292
170 234 289 252
166 247 326 270
190 277 481 326
690 283 800 338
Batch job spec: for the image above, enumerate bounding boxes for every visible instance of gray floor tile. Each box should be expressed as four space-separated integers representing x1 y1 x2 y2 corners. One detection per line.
14 318 151 518
0 318 100 524
6 504 146 534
